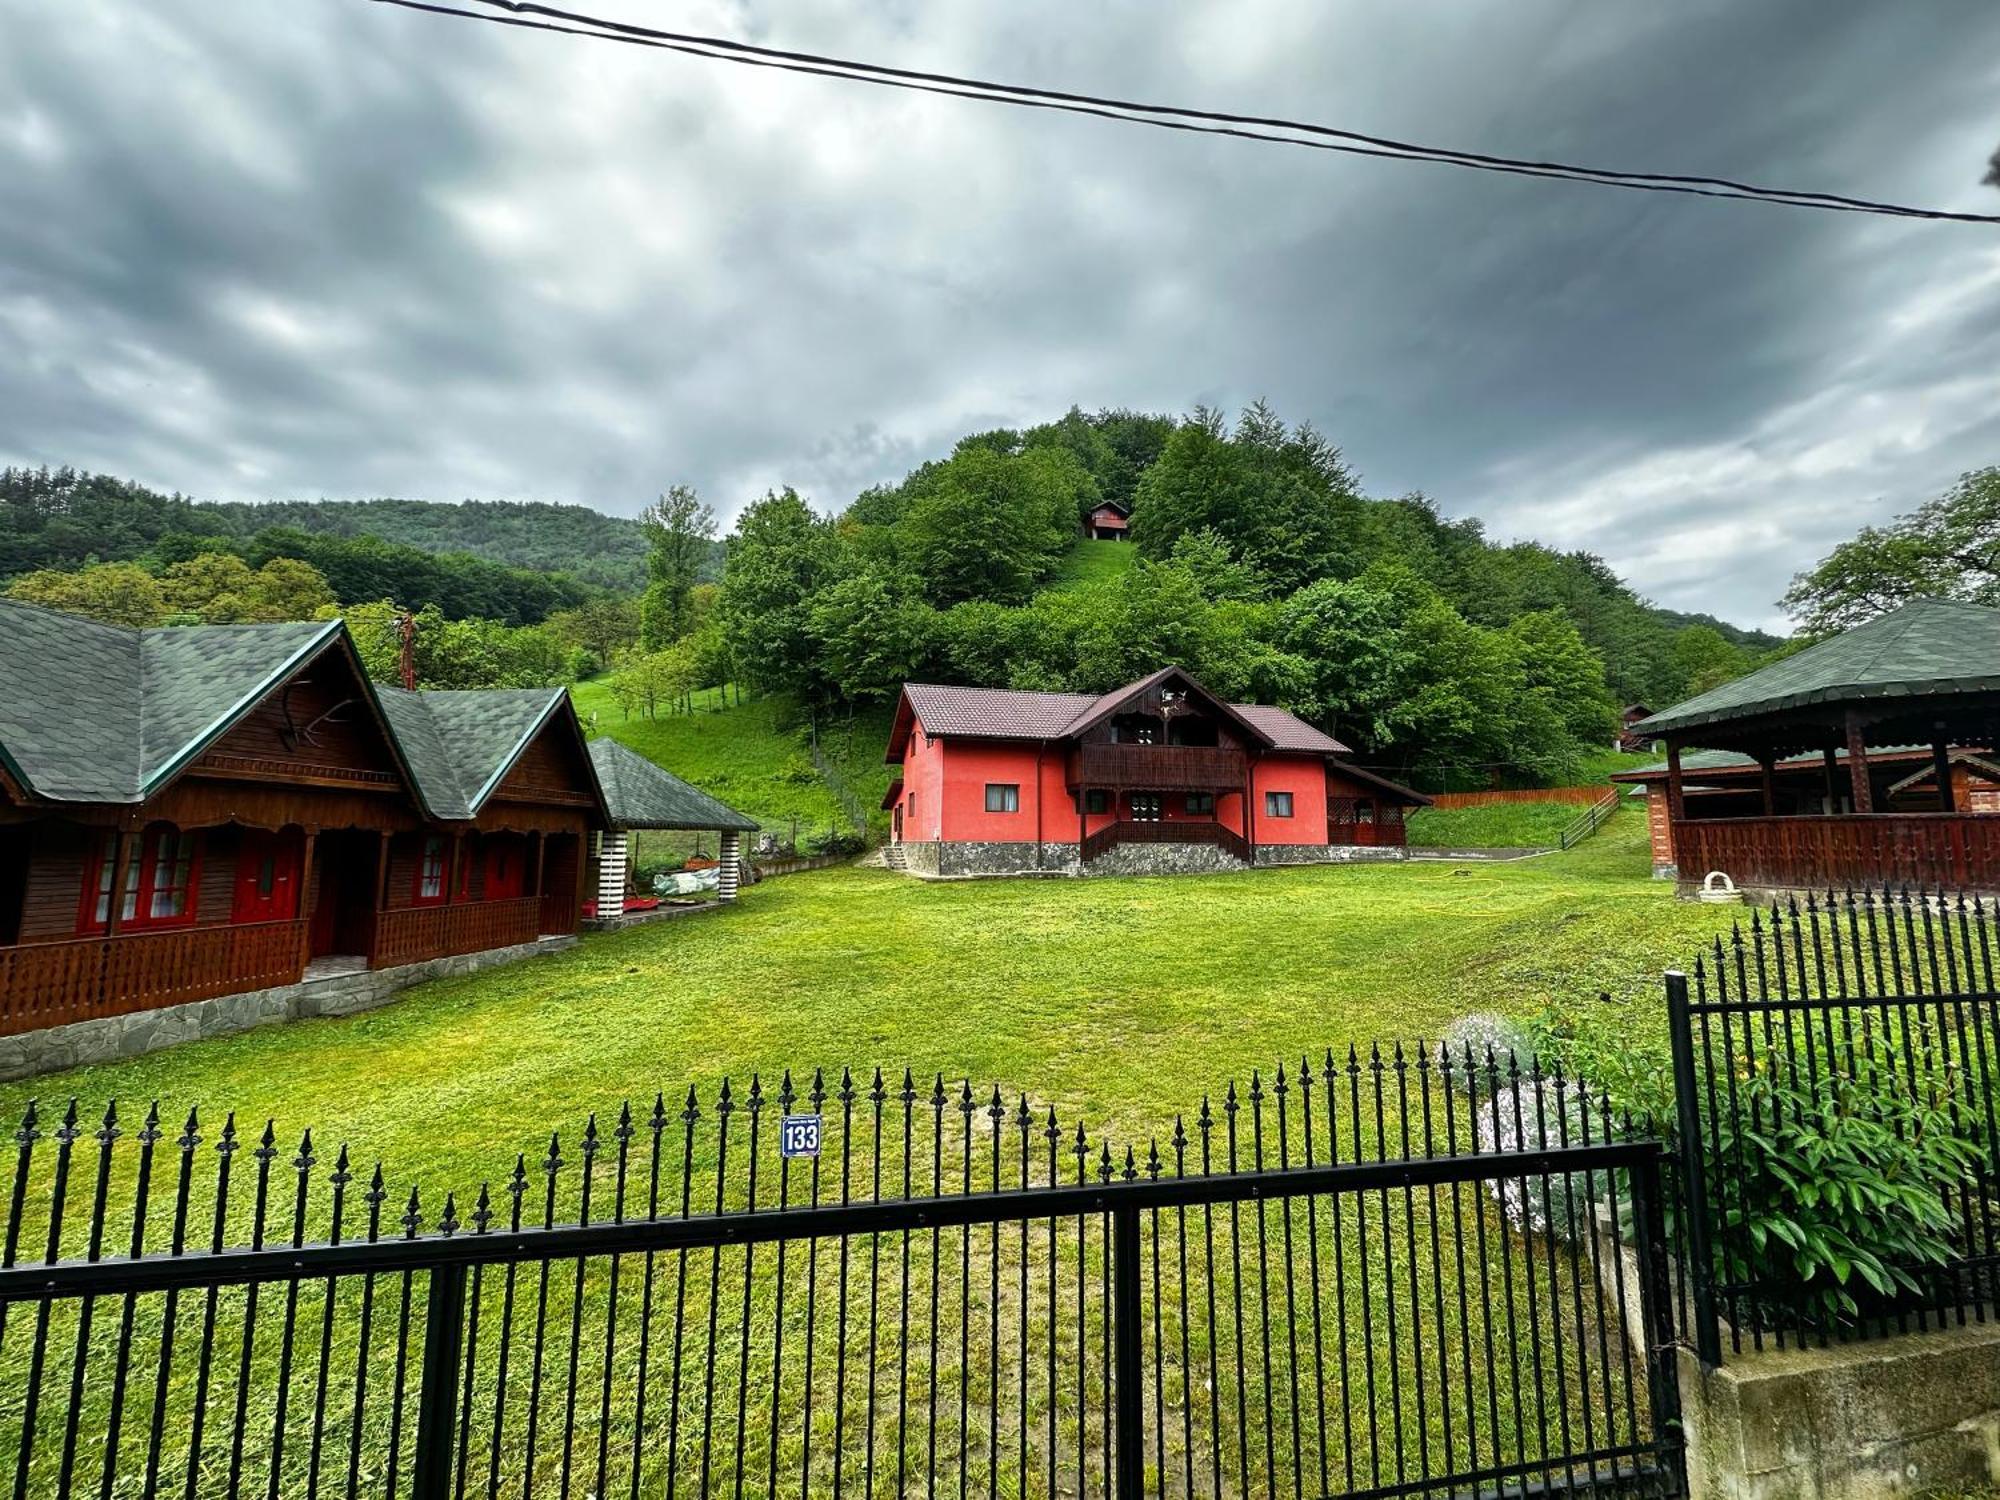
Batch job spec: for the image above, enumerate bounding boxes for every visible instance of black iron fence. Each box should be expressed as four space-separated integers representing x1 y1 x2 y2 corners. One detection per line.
1667 888 2000 1363
0 1052 1683 1500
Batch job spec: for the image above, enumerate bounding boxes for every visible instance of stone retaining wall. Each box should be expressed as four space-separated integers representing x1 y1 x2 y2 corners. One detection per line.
0 935 578 1083
898 840 1411 877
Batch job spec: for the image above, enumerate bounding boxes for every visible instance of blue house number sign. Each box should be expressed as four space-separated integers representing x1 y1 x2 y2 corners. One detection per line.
780 1113 822 1159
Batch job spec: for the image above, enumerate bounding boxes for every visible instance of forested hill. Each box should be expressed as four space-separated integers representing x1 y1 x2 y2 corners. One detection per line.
0 473 656 591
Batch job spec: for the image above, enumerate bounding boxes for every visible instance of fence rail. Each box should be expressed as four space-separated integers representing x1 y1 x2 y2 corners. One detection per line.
0 920 307 1037
1425 787 1611 811
0 1050 1683 1500
1558 792 1621 852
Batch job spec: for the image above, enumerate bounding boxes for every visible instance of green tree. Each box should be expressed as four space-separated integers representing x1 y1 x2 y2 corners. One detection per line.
1502 610 1619 750
1781 468 2000 636
639 485 717 648
719 489 849 700
6 563 167 626
808 575 935 702
1669 625 1751 699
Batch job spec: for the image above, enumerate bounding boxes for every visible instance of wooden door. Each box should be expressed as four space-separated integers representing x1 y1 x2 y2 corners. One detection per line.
232 830 302 924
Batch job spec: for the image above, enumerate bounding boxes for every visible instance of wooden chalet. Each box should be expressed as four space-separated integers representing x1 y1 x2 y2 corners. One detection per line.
1628 598 2000 893
883 667 1428 877
0 599 610 1038
1085 500 1132 541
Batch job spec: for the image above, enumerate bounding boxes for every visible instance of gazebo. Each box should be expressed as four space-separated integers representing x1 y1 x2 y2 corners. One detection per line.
1633 598 2000 893
586 739 759 920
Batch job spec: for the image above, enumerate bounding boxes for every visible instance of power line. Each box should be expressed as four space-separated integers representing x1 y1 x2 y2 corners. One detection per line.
349 0 2000 225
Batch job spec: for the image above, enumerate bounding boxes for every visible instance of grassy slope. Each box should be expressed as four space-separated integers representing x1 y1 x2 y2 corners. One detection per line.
1048 538 1136 590
1406 800 1591 848
570 680 851 842
0 807 1732 1207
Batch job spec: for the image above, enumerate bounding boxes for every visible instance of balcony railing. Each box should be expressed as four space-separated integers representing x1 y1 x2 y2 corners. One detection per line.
1673 812 2000 891
372 896 546 970
1073 743 1248 790
0 920 307 1038
1080 819 1252 864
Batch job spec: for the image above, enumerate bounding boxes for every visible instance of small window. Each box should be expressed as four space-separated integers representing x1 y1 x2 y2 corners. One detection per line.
984 783 1020 814
1265 791 1294 818
1130 794 1163 822
1185 792 1215 815
1356 799 1375 824
417 835 448 903
1083 790 1110 815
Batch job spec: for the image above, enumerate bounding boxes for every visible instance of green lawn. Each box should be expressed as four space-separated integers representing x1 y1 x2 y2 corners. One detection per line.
0 808 1729 1497
0 808 1722 1207
1405 800 1596 848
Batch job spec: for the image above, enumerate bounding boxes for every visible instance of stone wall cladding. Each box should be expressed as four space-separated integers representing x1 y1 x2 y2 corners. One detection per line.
0 935 578 1083
900 840 942 875
937 841 1080 877
1081 841 1246 877
1254 844 1408 867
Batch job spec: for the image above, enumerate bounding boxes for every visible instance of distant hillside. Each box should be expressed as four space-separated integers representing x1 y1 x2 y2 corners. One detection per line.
204 497 652 591
1649 607 1785 655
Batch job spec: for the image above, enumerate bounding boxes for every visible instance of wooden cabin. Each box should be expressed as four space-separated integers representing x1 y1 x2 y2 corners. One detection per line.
882 667 1427 877
0 599 610 1038
1628 598 2000 894
1085 501 1132 541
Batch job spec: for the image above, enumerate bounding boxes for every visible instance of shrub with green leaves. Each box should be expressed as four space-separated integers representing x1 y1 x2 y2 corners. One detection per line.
1544 1001 1990 1332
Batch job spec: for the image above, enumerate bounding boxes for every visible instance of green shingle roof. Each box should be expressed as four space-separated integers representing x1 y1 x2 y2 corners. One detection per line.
1635 599 2000 738
378 686 571 821
0 599 340 802
0 599 604 824
588 738 759 831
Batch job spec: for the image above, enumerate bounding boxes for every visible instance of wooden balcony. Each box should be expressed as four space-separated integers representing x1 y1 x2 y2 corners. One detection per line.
372 897 545 970
1072 743 1247 790
1081 820 1252 864
0 920 307 1038
1673 813 2000 892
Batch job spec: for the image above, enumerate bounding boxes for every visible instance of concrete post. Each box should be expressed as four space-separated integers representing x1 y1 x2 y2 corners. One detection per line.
598 830 628 920
718 832 741 902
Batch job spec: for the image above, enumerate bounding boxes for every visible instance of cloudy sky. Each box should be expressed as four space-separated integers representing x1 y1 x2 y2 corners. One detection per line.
4 1 1999 629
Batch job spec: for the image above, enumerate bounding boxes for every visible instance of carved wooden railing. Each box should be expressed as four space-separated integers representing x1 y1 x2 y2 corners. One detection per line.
0 921 307 1038
1072 744 1248 791
1673 813 2000 891
1080 820 1252 864
371 897 545 970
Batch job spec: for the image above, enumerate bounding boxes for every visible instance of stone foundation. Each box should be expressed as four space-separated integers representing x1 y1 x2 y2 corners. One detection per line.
896 839 1411 877
1255 843 1408 866
0 935 578 1083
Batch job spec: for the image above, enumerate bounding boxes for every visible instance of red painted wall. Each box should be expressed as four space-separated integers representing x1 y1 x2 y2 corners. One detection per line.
1250 755 1331 845
889 734 1346 849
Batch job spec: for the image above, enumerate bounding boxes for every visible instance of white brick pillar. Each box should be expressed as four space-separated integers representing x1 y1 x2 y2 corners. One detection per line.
598 830 629 919
718 832 741 902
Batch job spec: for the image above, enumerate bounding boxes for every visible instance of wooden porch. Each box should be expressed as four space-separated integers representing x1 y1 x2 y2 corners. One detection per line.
1072 743 1248 790
1671 813 2000 893
0 920 309 1036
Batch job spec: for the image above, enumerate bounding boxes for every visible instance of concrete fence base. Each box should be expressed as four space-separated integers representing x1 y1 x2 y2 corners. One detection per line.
1593 1220 2000 1500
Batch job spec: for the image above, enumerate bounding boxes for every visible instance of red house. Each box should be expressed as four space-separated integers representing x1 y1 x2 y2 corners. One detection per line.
882 667 1428 876
1085 500 1132 540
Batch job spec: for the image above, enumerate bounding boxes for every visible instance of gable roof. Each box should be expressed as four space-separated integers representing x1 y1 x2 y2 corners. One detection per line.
1635 599 2000 738
589 738 759 831
0 598 604 823
887 673 1351 760
0 598 344 803
1089 499 1132 517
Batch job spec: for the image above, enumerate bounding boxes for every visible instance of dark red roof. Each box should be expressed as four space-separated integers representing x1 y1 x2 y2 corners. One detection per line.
890 676 1351 757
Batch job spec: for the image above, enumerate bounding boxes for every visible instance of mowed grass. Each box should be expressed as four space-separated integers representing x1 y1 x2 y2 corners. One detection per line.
0 810 1727 1208
1406 800 1598 848
0 810 1727 1498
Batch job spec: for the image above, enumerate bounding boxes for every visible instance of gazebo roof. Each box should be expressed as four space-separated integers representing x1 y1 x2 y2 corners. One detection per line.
587 738 758 832
1634 599 2000 738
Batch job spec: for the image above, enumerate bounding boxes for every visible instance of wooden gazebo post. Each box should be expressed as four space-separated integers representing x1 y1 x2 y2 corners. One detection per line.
1664 741 1686 823
1756 753 1777 816
1932 728 1956 813
1821 746 1841 813
1843 710 1873 814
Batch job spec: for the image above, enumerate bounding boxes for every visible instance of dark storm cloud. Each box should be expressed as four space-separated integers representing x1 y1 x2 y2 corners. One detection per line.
4 0 2000 628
